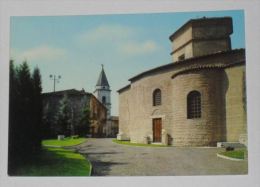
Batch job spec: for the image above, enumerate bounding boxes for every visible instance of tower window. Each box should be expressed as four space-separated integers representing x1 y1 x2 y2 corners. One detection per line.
153 89 161 106
178 54 185 61
102 96 106 104
187 91 201 119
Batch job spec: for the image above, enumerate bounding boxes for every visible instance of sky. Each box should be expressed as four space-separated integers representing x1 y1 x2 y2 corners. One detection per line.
10 10 245 116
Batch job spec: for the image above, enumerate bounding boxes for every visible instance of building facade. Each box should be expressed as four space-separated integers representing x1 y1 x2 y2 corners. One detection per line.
42 89 107 138
117 17 247 146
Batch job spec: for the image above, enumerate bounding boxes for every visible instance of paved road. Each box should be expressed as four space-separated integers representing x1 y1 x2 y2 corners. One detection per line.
72 138 247 176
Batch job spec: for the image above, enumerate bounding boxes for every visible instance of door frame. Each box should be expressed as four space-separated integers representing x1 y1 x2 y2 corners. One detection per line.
152 118 162 142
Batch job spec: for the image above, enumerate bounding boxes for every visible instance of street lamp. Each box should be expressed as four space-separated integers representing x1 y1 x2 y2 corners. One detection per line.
49 74 61 92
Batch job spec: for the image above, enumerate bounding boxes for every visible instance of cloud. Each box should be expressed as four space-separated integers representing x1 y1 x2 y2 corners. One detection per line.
11 46 66 62
119 40 159 56
78 24 136 44
76 24 161 57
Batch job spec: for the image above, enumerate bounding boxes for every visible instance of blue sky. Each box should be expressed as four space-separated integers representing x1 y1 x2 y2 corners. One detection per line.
10 10 245 116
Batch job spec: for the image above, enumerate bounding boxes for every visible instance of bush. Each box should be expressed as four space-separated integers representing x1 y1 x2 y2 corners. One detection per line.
226 146 235 151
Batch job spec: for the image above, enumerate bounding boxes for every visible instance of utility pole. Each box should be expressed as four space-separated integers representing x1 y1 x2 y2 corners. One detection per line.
49 74 61 92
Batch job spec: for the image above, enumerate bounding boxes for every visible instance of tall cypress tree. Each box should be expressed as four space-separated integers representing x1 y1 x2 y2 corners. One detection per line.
32 67 42 151
8 60 19 173
8 61 43 175
16 62 34 155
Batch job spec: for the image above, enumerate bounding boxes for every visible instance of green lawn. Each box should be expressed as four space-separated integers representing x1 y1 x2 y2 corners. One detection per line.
219 149 247 160
113 139 168 147
42 137 87 147
12 137 91 176
13 147 91 176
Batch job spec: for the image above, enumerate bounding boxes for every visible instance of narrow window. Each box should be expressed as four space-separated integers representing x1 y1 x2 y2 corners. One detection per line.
102 96 106 104
178 54 185 61
153 89 161 106
187 91 201 119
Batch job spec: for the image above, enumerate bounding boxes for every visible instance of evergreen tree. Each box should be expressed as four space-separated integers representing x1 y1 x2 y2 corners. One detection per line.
8 60 19 172
56 94 71 136
8 61 43 174
42 105 56 138
16 62 34 154
78 105 91 136
32 67 43 151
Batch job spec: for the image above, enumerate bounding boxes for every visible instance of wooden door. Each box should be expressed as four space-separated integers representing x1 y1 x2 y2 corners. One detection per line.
153 118 162 142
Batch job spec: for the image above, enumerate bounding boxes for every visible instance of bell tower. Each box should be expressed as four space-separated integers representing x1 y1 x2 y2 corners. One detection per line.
169 17 233 62
94 64 111 118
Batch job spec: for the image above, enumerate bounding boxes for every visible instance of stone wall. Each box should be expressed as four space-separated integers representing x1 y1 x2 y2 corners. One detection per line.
89 94 107 137
173 42 193 62
193 39 231 57
224 65 247 142
171 27 192 62
118 87 131 140
118 50 246 146
171 17 232 62
171 69 226 146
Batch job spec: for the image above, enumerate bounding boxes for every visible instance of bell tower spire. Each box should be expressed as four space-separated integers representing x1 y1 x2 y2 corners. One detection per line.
94 65 111 118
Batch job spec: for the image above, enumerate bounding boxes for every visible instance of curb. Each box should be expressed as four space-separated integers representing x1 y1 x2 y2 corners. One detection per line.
112 140 169 148
88 161 93 176
43 145 62 148
217 153 244 161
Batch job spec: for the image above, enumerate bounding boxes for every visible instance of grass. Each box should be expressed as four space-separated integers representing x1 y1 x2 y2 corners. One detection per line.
11 137 90 176
113 139 168 147
219 149 247 160
42 137 87 147
13 147 91 176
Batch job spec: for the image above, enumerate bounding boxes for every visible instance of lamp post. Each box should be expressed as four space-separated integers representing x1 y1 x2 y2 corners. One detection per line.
49 74 61 92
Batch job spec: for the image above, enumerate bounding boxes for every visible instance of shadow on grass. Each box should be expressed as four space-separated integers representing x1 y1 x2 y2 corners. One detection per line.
11 147 91 176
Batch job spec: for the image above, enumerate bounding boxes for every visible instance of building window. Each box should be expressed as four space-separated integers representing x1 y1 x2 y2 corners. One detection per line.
178 54 185 61
102 96 106 104
187 91 201 119
153 89 161 106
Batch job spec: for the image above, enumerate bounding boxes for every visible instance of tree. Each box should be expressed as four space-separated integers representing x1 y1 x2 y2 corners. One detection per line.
42 105 56 138
78 105 91 136
8 60 19 172
32 67 43 151
56 94 71 136
16 62 35 154
8 61 43 175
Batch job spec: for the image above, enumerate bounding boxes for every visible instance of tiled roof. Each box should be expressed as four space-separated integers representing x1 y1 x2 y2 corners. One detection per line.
128 49 245 82
117 84 131 93
171 60 244 79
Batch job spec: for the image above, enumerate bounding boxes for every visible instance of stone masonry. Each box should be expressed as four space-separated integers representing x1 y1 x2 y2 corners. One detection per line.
117 17 247 146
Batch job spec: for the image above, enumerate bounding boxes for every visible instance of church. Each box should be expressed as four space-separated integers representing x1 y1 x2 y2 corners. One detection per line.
94 65 119 137
117 17 247 146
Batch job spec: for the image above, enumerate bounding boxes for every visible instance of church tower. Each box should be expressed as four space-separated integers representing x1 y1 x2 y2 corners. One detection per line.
94 65 111 118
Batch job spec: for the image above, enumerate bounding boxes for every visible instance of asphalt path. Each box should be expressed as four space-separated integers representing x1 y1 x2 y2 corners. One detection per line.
71 138 247 176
